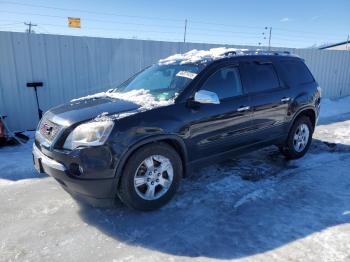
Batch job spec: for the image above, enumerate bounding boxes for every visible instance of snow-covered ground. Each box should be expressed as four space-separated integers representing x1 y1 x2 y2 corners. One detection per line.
1 97 350 262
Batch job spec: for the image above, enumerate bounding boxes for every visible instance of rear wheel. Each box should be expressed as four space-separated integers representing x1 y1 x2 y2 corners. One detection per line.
280 116 313 159
118 143 182 211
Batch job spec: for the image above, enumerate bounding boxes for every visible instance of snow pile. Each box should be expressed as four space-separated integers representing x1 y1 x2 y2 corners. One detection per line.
158 47 246 65
72 89 174 114
0 132 44 185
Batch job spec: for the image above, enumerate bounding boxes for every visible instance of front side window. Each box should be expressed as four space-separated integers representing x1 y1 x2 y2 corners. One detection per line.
200 66 243 100
243 62 280 93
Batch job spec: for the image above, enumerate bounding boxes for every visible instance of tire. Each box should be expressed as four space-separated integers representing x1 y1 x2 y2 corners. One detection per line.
280 116 313 160
118 142 183 211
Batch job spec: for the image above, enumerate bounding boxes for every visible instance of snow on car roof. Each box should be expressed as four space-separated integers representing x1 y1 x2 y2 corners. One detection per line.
158 47 246 65
158 47 296 65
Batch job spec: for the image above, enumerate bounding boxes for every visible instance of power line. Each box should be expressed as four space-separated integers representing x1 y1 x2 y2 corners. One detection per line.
189 26 262 36
0 11 345 47
34 22 260 41
189 20 263 30
0 0 267 33
0 0 295 36
1 25 341 48
0 0 286 36
36 24 50 34
0 0 289 32
0 13 260 40
0 21 22 26
0 17 344 46
0 10 185 30
0 0 184 22
48 23 278 42
0 25 327 48
0 0 347 41
0 10 263 37
36 22 182 35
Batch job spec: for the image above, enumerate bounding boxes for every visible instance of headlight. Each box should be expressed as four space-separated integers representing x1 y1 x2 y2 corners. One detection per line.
63 121 114 150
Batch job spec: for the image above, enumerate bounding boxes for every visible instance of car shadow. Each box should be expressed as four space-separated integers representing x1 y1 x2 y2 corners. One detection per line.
77 135 350 259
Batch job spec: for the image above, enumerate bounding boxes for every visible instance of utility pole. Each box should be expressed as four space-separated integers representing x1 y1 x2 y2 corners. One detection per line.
346 34 349 51
268 27 272 50
24 22 37 33
183 19 187 43
262 27 272 50
263 26 272 51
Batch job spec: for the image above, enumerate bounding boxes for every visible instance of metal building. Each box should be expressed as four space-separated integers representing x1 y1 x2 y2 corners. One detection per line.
1 31 350 131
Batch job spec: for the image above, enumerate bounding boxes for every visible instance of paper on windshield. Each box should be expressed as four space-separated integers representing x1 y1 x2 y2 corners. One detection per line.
176 71 197 79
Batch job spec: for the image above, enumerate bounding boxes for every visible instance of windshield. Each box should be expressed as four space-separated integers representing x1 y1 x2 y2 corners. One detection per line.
115 64 202 101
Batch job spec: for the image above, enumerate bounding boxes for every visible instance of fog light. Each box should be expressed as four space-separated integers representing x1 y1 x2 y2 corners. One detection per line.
69 163 83 176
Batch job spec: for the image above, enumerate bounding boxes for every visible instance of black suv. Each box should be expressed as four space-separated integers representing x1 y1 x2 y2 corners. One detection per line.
33 48 321 211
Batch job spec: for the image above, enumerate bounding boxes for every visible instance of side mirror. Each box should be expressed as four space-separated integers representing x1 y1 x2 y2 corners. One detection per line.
194 90 220 104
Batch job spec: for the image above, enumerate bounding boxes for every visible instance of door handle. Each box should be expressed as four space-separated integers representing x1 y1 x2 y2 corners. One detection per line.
237 106 250 112
281 97 291 103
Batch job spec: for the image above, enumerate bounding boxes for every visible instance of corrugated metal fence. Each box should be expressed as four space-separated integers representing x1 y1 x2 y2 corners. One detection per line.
1 31 350 131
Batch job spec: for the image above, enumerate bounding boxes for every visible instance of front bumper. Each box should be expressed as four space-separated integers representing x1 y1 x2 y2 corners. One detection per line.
32 144 117 207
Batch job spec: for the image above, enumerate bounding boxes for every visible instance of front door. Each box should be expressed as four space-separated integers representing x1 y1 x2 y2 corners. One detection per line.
186 63 253 160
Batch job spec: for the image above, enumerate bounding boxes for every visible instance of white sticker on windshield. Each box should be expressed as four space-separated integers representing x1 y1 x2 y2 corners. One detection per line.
176 71 197 79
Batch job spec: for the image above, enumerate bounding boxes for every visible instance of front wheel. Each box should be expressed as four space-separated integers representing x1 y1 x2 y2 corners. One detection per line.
118 143 182 211
280 116 313 159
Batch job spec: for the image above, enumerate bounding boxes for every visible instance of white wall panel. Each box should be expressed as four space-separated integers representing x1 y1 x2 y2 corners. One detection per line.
0 31 349 131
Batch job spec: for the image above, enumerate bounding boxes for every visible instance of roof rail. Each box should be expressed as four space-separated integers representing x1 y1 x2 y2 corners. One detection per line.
241 50 291 56
221 50 297 59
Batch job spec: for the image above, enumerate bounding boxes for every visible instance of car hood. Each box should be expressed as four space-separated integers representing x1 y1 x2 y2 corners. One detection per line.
44 97 140 127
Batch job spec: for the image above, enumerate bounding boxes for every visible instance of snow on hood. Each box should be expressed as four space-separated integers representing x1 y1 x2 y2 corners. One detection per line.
71 89 174 120
158 47 247 65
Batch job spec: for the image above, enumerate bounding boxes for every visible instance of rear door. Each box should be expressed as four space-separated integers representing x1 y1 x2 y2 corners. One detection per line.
187 62 253 160
240 59 291 143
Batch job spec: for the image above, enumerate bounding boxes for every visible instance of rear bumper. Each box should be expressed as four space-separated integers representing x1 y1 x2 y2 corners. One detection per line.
32 144 117 207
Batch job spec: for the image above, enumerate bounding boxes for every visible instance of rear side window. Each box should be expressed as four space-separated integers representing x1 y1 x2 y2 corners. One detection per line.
280 60 315 85
200 66 243 100
242 62 280 93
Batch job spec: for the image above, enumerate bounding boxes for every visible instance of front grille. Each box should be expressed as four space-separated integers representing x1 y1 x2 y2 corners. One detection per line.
39 118 62 142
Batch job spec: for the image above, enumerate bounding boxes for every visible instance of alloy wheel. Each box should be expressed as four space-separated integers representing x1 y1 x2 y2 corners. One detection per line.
133 155 174 200
293 123 310 152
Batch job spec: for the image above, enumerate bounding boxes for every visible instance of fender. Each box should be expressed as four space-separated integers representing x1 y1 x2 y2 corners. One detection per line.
113 133 188 185
288 105 317 131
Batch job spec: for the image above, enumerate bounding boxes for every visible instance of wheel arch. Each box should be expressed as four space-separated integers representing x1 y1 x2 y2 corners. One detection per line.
114 134 188 188
280 106 316 159
291 106 317 131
